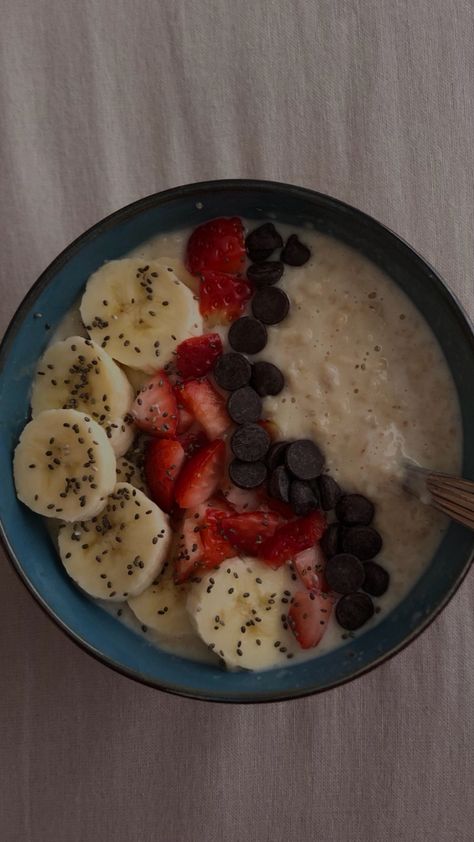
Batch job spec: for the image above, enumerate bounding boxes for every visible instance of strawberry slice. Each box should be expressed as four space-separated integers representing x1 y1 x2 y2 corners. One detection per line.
174 439 226 508
173 386 194 434
199 271 252 325
173 513 205 583
179 378 230 440
144 438 186 513
258 511 327 568
219 511 281 555
178 428 209 459
200 508 235 567
288 590 334 649
131 370 178 437
186 217 246 276
176 333 223 380
293 545 329 592
258 419 280 441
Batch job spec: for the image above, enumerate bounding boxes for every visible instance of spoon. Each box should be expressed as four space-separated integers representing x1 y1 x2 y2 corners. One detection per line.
404 463 474 530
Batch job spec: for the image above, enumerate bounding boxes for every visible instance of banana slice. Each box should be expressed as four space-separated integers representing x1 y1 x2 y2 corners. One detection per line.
187 557 299 669
116 437 148 492
30 336 134 457
116 455 148 493
80 258 202 372
13 408 116 521
128 558 195 639
58 482 171 601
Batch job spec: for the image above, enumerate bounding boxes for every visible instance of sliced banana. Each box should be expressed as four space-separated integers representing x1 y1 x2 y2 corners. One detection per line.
128 558 195 639
116 437 148 492
120 365 149 394
13 408 116 521
116 456 147 493
58 482 171 601
187 556 299 669
80 258 202 372
31 336 134 457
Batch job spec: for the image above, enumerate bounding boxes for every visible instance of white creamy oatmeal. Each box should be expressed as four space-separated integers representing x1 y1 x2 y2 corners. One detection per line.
133 223 462 630
44 221 461 667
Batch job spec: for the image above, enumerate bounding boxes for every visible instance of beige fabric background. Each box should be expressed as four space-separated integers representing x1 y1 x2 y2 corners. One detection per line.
1 1 473 840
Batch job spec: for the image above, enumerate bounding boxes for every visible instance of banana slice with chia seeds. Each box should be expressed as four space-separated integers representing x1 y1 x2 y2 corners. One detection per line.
13 408 116 521
30 336 134 457
128 558 195 639
187 556 300 669
58 482 171 601
80 258 202 372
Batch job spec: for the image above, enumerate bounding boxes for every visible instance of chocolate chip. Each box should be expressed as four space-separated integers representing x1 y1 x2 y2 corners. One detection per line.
266 440 291 472
268 465 291 502
214 352 251 391
336 592 374 630
246 223 283 262
227 386 262 424
228 317 267 354
247 261 284 287
251 287 290 325
250 361 285 396
336 494 374 526
362 561 390 596
229 459 267 489
289 480 319 516
341 526 382 560
320 523 342 559
281 234 311 266
318 475 342 510
325 553 365 594
285 439 324 480
231 423 270 462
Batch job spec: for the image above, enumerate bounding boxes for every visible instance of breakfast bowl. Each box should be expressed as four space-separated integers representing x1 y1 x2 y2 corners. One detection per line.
0 179 473 702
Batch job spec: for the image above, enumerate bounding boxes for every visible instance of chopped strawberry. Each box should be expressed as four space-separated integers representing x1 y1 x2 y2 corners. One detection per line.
173 514 204 583
260 494 295 520
199 271 252 325
178 428 209 459
174 439 226 508
176 333 223 380
173 386 195 434
219 511 281 555
259 511 327 568
288 590 334 649
200 508 235 567
144 439 186 513
258 419 280 441
131 370 178 437
186 217 246 276
293 545 329 592
180 378 230 439
221 483 262 512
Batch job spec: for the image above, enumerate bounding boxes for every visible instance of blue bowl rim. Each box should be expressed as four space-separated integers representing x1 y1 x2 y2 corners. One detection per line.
0 178 473 703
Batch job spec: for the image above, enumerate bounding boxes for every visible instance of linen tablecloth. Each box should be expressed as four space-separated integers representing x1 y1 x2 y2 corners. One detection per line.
1 2 473 840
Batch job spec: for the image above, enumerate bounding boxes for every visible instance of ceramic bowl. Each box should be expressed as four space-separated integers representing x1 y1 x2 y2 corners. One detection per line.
0 180 472 702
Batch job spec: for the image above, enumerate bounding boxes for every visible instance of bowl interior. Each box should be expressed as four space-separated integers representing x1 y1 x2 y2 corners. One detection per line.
0 181 473 701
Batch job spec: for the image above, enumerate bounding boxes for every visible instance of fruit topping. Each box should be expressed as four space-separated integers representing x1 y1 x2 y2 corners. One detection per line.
176 333 223 380
186 217 246 275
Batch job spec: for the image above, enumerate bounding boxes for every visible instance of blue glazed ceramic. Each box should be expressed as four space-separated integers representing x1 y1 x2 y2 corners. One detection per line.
0 180 473 702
